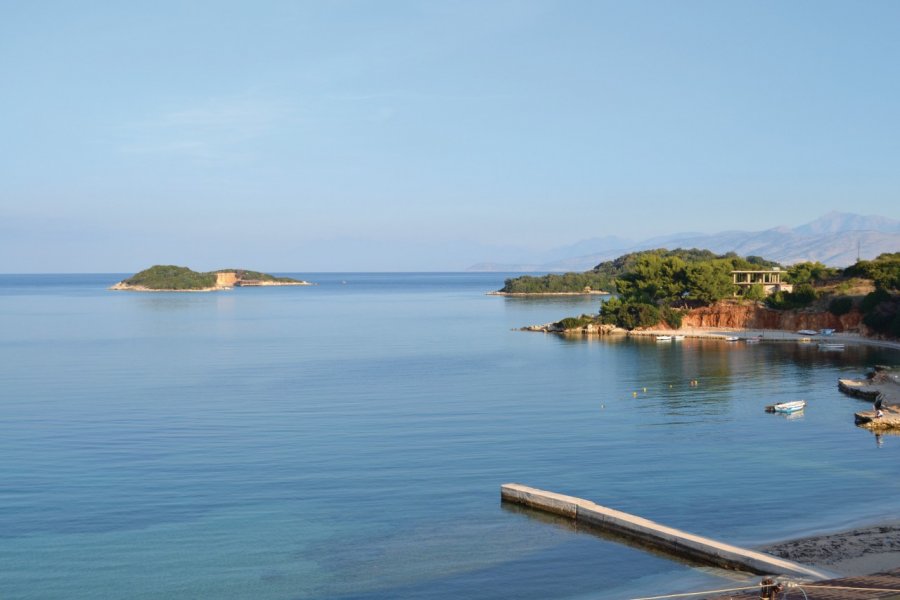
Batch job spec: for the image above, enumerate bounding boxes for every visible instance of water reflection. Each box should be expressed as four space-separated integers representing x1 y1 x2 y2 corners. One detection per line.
500 502 755 579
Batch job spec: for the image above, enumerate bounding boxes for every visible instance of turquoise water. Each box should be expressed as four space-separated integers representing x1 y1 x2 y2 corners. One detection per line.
1 273 898 599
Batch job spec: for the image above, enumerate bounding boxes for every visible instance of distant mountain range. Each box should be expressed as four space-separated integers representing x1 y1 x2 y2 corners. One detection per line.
467 212 900 272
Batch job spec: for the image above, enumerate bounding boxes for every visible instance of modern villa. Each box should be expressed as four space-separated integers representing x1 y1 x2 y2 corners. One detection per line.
731 268 793 296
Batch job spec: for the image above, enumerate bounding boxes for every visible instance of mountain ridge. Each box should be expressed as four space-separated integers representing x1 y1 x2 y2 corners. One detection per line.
467 212 900 272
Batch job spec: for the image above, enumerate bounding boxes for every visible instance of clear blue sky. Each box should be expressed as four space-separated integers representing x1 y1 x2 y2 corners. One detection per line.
2 1 899 272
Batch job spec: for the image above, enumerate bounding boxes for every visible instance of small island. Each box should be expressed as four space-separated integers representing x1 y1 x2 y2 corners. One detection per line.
110 265 313 292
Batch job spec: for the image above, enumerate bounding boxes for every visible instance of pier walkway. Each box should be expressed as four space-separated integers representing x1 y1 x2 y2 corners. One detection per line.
500 484 830 580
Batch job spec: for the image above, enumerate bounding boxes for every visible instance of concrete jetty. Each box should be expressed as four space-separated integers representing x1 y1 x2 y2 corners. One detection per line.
500 483 831 580
839 378 883 401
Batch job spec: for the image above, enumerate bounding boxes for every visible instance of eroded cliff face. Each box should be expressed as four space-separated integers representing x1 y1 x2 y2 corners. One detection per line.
680 301 863 332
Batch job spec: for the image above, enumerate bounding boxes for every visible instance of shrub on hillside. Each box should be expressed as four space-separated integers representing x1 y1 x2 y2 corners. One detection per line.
766 284 817 310
828 296 853 316
861 288 891 313
660 306 683 329
600 297 660 330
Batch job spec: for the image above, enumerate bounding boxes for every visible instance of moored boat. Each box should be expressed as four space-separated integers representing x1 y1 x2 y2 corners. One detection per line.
672 335 684 341
818 343 845 351
797 329 818 336
765 400 807 414
725 336 739 342
656 335 672 342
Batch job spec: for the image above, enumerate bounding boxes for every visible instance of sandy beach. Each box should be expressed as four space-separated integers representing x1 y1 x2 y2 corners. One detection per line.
761 522 900 577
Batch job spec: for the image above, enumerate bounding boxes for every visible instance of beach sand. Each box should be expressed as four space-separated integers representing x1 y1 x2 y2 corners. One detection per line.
761 523 900 576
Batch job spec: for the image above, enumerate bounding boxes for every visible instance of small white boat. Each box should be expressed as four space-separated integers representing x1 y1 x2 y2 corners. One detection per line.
797 329 818 336
672 335 685 341
725 336 739 342
818 343 845 351
745 336 761 344
765 400 806 414
656 335 672 342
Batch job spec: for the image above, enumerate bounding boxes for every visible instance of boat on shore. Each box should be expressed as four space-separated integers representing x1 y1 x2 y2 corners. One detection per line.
765 400 807 414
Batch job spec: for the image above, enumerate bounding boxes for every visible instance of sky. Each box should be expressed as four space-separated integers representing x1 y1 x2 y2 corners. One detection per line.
2 0 899 272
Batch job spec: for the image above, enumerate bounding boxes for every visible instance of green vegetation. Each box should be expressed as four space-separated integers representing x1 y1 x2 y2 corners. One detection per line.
120 265 303 290
590 248 778 281
785 261 838 285
555 314 599 330
567 248 781 331
533 247 900 339
612 249 773 307
858 289 900 336
499 248 779 295
123 265 217 290
659 305 683 329
765 283 818 310
844 253 900 291
499 272 612 294
828 296 853 316
744 284 767 302
599 297 660 330
216 269 299 283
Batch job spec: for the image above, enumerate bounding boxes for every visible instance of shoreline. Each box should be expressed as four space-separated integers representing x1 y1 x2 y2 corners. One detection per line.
628 326 900 351
108 281 313 292
759 520 900 577
487 290 610 297
526 320 900 351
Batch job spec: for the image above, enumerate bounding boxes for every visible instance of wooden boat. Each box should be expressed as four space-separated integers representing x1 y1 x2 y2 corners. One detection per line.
656 335 672 342
765 400 806 414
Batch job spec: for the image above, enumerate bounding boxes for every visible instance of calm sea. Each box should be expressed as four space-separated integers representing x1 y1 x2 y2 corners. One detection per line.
1 273 898 599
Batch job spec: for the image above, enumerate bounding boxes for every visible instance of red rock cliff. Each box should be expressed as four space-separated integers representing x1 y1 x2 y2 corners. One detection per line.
680 301 863 332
